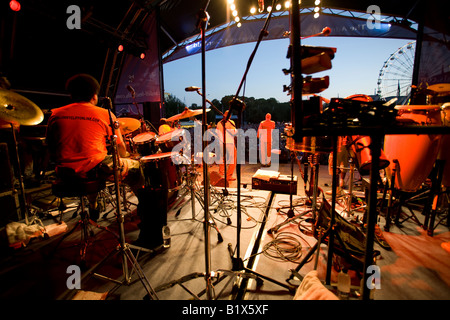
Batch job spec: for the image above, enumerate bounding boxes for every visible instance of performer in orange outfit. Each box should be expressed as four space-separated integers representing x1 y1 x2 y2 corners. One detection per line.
257 113 276 166
46 74 142 220
216 110 237 181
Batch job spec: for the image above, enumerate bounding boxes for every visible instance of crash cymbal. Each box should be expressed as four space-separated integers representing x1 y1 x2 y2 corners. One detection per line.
167 107 210 122
0 88 44 125
427 83 450 94
117 117 141 135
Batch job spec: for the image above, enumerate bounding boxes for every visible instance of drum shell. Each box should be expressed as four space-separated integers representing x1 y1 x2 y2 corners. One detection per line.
140 152 180 191
285 135 332 154
384 105 442 192
132 132 158 156
348 136 390 175
438 103 450 187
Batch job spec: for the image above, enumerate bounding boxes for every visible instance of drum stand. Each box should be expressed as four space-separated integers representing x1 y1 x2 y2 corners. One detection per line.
267 152 318 235
85 107 158 300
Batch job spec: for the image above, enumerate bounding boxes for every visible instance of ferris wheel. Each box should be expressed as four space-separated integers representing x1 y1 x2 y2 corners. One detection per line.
377 41 416 101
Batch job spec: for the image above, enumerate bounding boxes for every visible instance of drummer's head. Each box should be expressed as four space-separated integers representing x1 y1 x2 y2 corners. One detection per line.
265 113 271 120
66 74 100 105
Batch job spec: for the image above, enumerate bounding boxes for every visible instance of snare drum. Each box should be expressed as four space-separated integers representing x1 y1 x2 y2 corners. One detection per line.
132 131 157 156
140 152 181 191
348 136 390 175
156 128 187 153
438 103 450 187
384 105 442 192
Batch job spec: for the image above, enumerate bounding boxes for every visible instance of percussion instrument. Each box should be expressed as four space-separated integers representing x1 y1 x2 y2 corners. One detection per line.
384 105 442 192
0 88 44 125
167 107 210 122
284 124 332 154
118 117 141 135
156 128 187 153
438 103 450 187
140 152 181 192
132 131 158 156
347 135 390 175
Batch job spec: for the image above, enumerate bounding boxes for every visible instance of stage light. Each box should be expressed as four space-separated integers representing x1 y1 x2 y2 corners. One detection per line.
230 3 236 10
276 4 282 10
232 10 238 17
228 0 234 4
237 22 242 28
314 12 320 18
140 52 146 60
250 7 256 14
284 1 291 9
118 44 124 52
267 6 272 12
234 16 240 22
315 0 321 5
314 7 320 12
9 0 21 11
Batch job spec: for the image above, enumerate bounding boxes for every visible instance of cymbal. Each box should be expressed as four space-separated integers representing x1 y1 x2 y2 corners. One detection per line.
118 117 141 134
427 83 450 94
167 107 210 122
0 88 44 125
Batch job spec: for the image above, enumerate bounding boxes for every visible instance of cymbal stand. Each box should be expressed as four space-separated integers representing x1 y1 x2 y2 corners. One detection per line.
87 105 158 300
9 123 46 231
154 5 216 299
129 87 158 134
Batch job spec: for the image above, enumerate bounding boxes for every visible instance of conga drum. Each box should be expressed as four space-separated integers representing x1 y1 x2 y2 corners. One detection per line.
348 136 390 176
438 103 450 187
384 105 442 192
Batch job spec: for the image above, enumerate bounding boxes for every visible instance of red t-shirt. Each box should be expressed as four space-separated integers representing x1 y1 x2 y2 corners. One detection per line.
47 102 123 176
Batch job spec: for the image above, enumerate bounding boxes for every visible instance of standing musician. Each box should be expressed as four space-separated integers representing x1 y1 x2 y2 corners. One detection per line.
257 113 276 166
46 74 165 250
216 110 237 181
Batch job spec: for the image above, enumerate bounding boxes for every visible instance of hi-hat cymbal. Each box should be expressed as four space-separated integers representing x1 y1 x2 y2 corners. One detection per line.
0 88 44 125
118 117 141 135
167 107 210 122
427 83 450 94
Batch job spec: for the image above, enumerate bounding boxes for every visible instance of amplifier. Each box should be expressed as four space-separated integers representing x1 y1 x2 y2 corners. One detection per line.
252 172 297 195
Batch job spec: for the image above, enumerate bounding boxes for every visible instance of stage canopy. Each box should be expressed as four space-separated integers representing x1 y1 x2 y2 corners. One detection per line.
1 0 448 109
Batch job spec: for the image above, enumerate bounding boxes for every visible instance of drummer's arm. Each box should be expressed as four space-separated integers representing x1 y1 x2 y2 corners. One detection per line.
117 141 130 158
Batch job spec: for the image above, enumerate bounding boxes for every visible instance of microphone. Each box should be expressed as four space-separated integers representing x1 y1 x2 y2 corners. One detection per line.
322 27 331 36
126 85 135 98
185 86 200 92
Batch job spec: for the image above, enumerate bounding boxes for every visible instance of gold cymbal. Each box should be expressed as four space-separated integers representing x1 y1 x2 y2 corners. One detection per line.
167 107 210 122
0 88 44 125
427 83 450 94
118 117 141 134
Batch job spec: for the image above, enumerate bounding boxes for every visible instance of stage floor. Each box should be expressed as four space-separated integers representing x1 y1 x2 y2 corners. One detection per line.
0 164 449 303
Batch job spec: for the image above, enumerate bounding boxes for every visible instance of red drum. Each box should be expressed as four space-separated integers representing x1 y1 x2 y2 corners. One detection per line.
140 152 181 191
132 131 158 156
156 128 186 153
384 105 442 192
348 136 390 175
438 103 450 187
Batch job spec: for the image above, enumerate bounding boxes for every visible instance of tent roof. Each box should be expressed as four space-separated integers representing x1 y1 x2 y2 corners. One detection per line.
156 0 448 58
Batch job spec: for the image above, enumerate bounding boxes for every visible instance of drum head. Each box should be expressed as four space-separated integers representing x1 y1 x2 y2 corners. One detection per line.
133 131 156 144
140 151 177 162
156 128 185 143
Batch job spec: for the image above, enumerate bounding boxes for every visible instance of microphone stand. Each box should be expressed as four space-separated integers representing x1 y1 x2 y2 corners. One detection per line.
221 0 295 298
87 103 158 300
